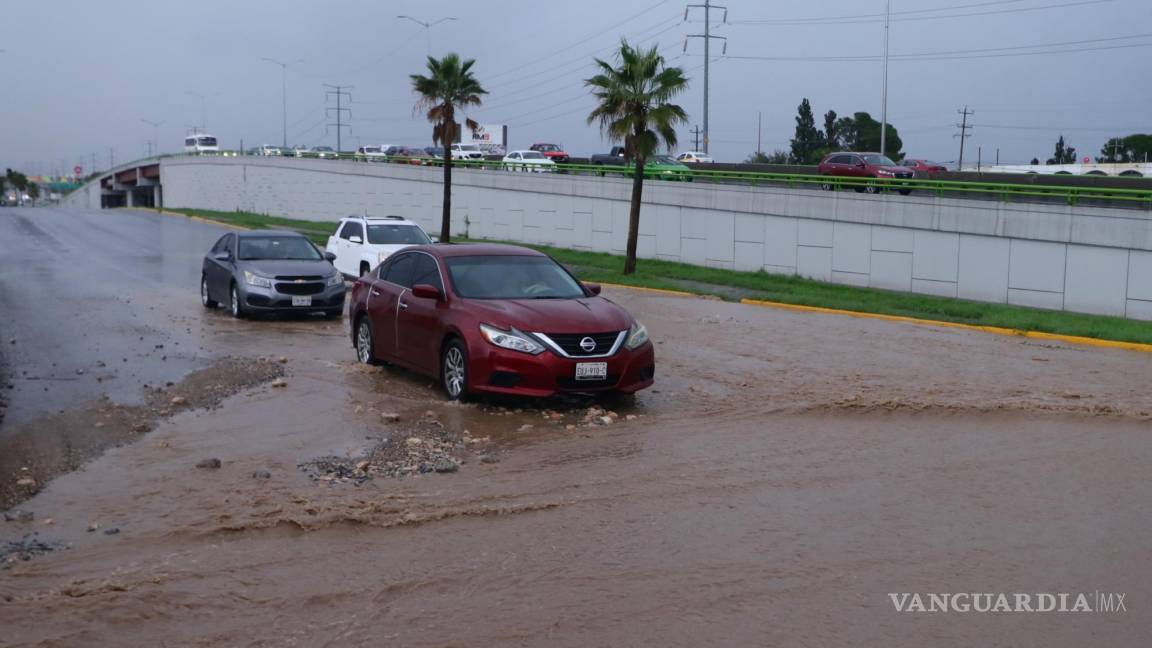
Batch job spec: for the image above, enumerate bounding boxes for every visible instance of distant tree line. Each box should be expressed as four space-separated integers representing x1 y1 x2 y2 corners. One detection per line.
748 98 906 165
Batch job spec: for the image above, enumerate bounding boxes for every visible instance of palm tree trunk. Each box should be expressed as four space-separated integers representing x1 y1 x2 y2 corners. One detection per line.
441 144 453 243
624 158 645 275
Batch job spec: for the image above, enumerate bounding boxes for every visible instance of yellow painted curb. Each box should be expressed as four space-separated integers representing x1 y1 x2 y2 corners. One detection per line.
127 207 252 231
598 282 698 298
740 298 1152 354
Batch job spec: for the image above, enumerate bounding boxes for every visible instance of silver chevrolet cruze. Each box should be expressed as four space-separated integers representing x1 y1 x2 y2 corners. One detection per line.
201 230 346 318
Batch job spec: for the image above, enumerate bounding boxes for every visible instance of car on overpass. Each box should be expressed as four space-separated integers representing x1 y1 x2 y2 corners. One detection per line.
502 150 556 172
529 143 570 164
676 151 714 164
451 143 485 161
355 146 389 161
257 145 283 156
349 243 655 400
817 152 915 195
326 215 433 278
201 230 345 319
901 159 949 176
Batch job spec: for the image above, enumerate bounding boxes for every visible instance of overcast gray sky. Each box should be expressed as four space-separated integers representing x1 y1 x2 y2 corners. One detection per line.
2 0 1149 174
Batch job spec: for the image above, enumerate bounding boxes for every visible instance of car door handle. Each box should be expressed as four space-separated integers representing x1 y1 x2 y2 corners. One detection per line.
371 289 382 297
398 301 409 310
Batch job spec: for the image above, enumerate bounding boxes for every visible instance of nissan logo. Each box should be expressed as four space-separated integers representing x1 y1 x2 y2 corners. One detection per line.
579 337 597 352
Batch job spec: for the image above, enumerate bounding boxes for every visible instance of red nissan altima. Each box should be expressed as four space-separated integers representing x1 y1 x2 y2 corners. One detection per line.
349 243 655 400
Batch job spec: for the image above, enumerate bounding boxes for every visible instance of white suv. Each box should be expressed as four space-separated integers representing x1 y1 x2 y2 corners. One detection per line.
450 143 484 161
326 215 434 278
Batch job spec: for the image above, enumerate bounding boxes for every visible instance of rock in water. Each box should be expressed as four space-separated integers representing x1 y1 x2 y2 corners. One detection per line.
195 458 222 470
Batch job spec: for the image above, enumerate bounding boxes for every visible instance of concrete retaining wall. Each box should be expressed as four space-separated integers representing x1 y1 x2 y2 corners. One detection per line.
149 157 1152 319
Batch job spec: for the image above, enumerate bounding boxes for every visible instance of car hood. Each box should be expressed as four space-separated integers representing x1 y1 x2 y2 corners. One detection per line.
464 297 633 334
238 259 335 277
878 165 914 173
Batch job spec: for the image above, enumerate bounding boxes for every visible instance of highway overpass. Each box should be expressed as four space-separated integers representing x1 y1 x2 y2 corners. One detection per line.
63 155 1152 319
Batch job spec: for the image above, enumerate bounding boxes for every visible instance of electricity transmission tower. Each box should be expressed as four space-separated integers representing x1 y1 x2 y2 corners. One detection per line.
684 0 728 155
324 84 353 153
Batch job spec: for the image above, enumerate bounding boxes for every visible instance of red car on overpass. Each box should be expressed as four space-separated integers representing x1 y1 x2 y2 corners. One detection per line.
901 159 949 175
529 143 570 164
349 243 655 400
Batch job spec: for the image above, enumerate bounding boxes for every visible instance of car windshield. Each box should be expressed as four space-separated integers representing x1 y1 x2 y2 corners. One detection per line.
521 151 545 159
863 155 898 166
459 144 480 151
314 146 334 152
651 155 679 165
366 224 431 245
446 255 586 300
238 236 322 261
198 137 217 146
535 144 559 152
364 147 381 153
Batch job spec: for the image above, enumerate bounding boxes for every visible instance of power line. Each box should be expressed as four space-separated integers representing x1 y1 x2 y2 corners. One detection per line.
729 0 1111 26
707 33 1152 62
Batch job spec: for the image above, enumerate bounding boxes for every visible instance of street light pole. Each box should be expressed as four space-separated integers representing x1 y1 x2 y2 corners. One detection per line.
261 57 300 149
185 91 210 132
880 0 890 156
397 16 457 55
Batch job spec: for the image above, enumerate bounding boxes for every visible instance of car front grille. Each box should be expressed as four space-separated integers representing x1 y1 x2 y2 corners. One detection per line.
275 282 325 295
895 172 913 179
542 331 623 357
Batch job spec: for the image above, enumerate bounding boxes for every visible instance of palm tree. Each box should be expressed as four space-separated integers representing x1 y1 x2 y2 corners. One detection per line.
410 53 487 243
586 41 688 274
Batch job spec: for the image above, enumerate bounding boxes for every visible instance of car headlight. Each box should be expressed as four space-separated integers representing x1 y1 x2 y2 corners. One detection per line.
480 323 544 355
326 270 343 287
876 170 894 176
624 321 649 350
243 270 273 289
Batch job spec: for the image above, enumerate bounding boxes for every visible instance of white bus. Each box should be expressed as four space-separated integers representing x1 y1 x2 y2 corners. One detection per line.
184 134 219 154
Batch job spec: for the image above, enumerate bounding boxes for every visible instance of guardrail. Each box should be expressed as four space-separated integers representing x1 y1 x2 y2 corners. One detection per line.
160 151 1152 209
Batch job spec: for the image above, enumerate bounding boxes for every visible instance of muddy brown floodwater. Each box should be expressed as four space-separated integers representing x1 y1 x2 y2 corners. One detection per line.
4 273 1152 643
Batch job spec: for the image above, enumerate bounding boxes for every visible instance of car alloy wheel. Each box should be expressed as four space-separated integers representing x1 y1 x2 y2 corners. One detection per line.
356 318 377 364
201 275 218 308
820 181 833 191
442 341 468 400
865 183 880 194
230 285 244 318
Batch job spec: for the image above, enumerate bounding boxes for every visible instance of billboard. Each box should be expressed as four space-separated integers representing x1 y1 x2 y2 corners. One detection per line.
470 124 508 147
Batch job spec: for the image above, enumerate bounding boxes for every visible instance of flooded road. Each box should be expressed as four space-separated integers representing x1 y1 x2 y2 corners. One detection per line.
3 207 1152 646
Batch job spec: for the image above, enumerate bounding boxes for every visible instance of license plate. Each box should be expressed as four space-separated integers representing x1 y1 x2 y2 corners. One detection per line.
292 296 312 307
575 362 607 381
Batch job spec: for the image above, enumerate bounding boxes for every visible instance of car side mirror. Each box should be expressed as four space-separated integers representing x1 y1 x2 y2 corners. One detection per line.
323 251 337 262
213 251 231 261
429 235 441 243
411 284 442 300
856 161 866 168
349 235 363 244
584 282 602 296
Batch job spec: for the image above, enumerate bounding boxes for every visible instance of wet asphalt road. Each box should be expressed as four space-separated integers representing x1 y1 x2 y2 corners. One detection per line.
0 206 231 429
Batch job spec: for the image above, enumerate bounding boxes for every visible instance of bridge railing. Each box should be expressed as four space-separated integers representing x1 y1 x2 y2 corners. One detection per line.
164 151 1152 209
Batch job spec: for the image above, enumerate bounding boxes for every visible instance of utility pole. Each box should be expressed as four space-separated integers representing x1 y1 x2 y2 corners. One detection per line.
685 0 728 155
880 0 890 156
108 148 116 169
91 153 97 174
757 111 762 156
324 84 353 153
977 146 982 172
954 106 974 171
690 125 703 151
995 148 1000 166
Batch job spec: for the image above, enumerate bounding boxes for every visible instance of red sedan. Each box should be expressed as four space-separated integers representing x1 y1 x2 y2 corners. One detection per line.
901 159 949 175
349 244 655 400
